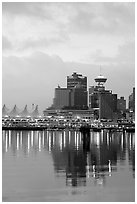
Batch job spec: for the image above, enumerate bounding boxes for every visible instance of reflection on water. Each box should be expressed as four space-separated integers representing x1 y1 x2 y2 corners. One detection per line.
2 130 135 201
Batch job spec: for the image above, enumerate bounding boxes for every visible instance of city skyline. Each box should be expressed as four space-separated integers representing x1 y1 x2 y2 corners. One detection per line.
2 2 135 113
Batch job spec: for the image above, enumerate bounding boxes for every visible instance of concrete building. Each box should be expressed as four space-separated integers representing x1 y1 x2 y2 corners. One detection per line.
129 87 135 112
52 85 88 110
48 72 88 111
43 109 94 120
52 86 71 109
89 75 117 120
117 97 126 112
127 87 135 121
70 85 88 110
67 72 87 91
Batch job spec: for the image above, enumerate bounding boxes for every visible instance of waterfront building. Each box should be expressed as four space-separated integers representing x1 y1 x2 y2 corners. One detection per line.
70 84 88 110
117 97 126 112
2 104 40 118
52 86 71 109
112 94 117 112
48 72 88 111
20 105 30 117
67 72 87 91
89 75 117 120
43 109 94 120
129 87 135 112
31 105 40 117
2 104 9 117
127 87 135 121
9 105 20 117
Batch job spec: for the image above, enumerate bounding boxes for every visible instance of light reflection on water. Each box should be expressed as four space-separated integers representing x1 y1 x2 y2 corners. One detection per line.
2 130 135 202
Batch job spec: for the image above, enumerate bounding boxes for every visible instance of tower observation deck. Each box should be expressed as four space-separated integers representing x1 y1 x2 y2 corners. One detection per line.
94 75 107 87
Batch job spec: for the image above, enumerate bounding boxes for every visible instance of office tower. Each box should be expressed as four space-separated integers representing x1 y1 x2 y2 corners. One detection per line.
53 86 71 109
70 85 88 109
67 72 87 91
112 94 118 112
117 97 126 112
89 75 117 119
129 87 135 112
99 92 117 119
48 72 88 110
67 72 88 109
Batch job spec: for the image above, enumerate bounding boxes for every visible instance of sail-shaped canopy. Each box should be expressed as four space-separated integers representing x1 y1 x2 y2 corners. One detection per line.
31 105 40 117
3 104 41 118
2 104 9 117
9 105 20 117
20 105 30 117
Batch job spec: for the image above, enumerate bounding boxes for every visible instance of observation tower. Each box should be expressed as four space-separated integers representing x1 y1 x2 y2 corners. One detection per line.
94 74 107 87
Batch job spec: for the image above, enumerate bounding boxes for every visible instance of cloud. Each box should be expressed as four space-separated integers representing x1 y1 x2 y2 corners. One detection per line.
17 33 69 52
3 2 134 37
2 36 12 50
68 2 135 36
117 41 135 64
2 2 134 62
91 41 135 66
2 3 70 55
2 3 135 111
2 2 53 20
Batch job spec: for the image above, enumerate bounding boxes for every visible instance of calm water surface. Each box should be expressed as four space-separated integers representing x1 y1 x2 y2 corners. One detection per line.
2 130 135 202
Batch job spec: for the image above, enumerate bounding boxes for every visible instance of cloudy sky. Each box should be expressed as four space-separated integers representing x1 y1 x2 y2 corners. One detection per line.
2 2 135 113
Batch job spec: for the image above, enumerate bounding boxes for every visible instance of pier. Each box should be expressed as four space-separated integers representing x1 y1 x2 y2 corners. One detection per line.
2 117 135 132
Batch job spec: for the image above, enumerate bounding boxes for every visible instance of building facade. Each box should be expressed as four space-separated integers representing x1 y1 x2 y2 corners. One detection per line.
67 72 87 90
49 72 88 110
70 85 88 109
89 75 117 120
117 97 126 112
52 86 71 109
43 109 94 120
129 87 135 112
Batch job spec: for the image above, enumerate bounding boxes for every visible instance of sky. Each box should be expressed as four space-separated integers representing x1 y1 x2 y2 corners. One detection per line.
2 2 135 114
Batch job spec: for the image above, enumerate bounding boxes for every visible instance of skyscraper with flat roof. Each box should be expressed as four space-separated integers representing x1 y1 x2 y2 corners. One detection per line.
117 97 126 112
49 72 88 110
129 87 135 112
67 72 88 109
53 86 71 109
67 72 87 91
70 86 88 109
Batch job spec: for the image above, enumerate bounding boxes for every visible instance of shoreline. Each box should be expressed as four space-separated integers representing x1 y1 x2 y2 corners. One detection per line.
2 126 135 132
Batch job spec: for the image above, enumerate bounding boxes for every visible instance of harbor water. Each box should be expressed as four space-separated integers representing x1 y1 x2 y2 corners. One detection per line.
2 130 135 202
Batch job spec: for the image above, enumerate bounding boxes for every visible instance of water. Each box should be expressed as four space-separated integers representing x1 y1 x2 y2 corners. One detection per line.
2 130 135 202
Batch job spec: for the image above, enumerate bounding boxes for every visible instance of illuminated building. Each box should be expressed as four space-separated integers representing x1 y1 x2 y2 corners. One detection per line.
89 75 117 120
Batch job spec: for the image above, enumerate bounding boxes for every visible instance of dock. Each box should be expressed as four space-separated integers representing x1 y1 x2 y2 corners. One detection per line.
2 117 135 132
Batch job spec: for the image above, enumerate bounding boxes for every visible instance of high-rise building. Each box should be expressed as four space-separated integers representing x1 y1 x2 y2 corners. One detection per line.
112 94 118 112
129 87 135 112
52 86 71 109
70 85 88 109
67 72 87 91
89 75 117 119
67 72 88 109
51 73 88 110
117 97 126 112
